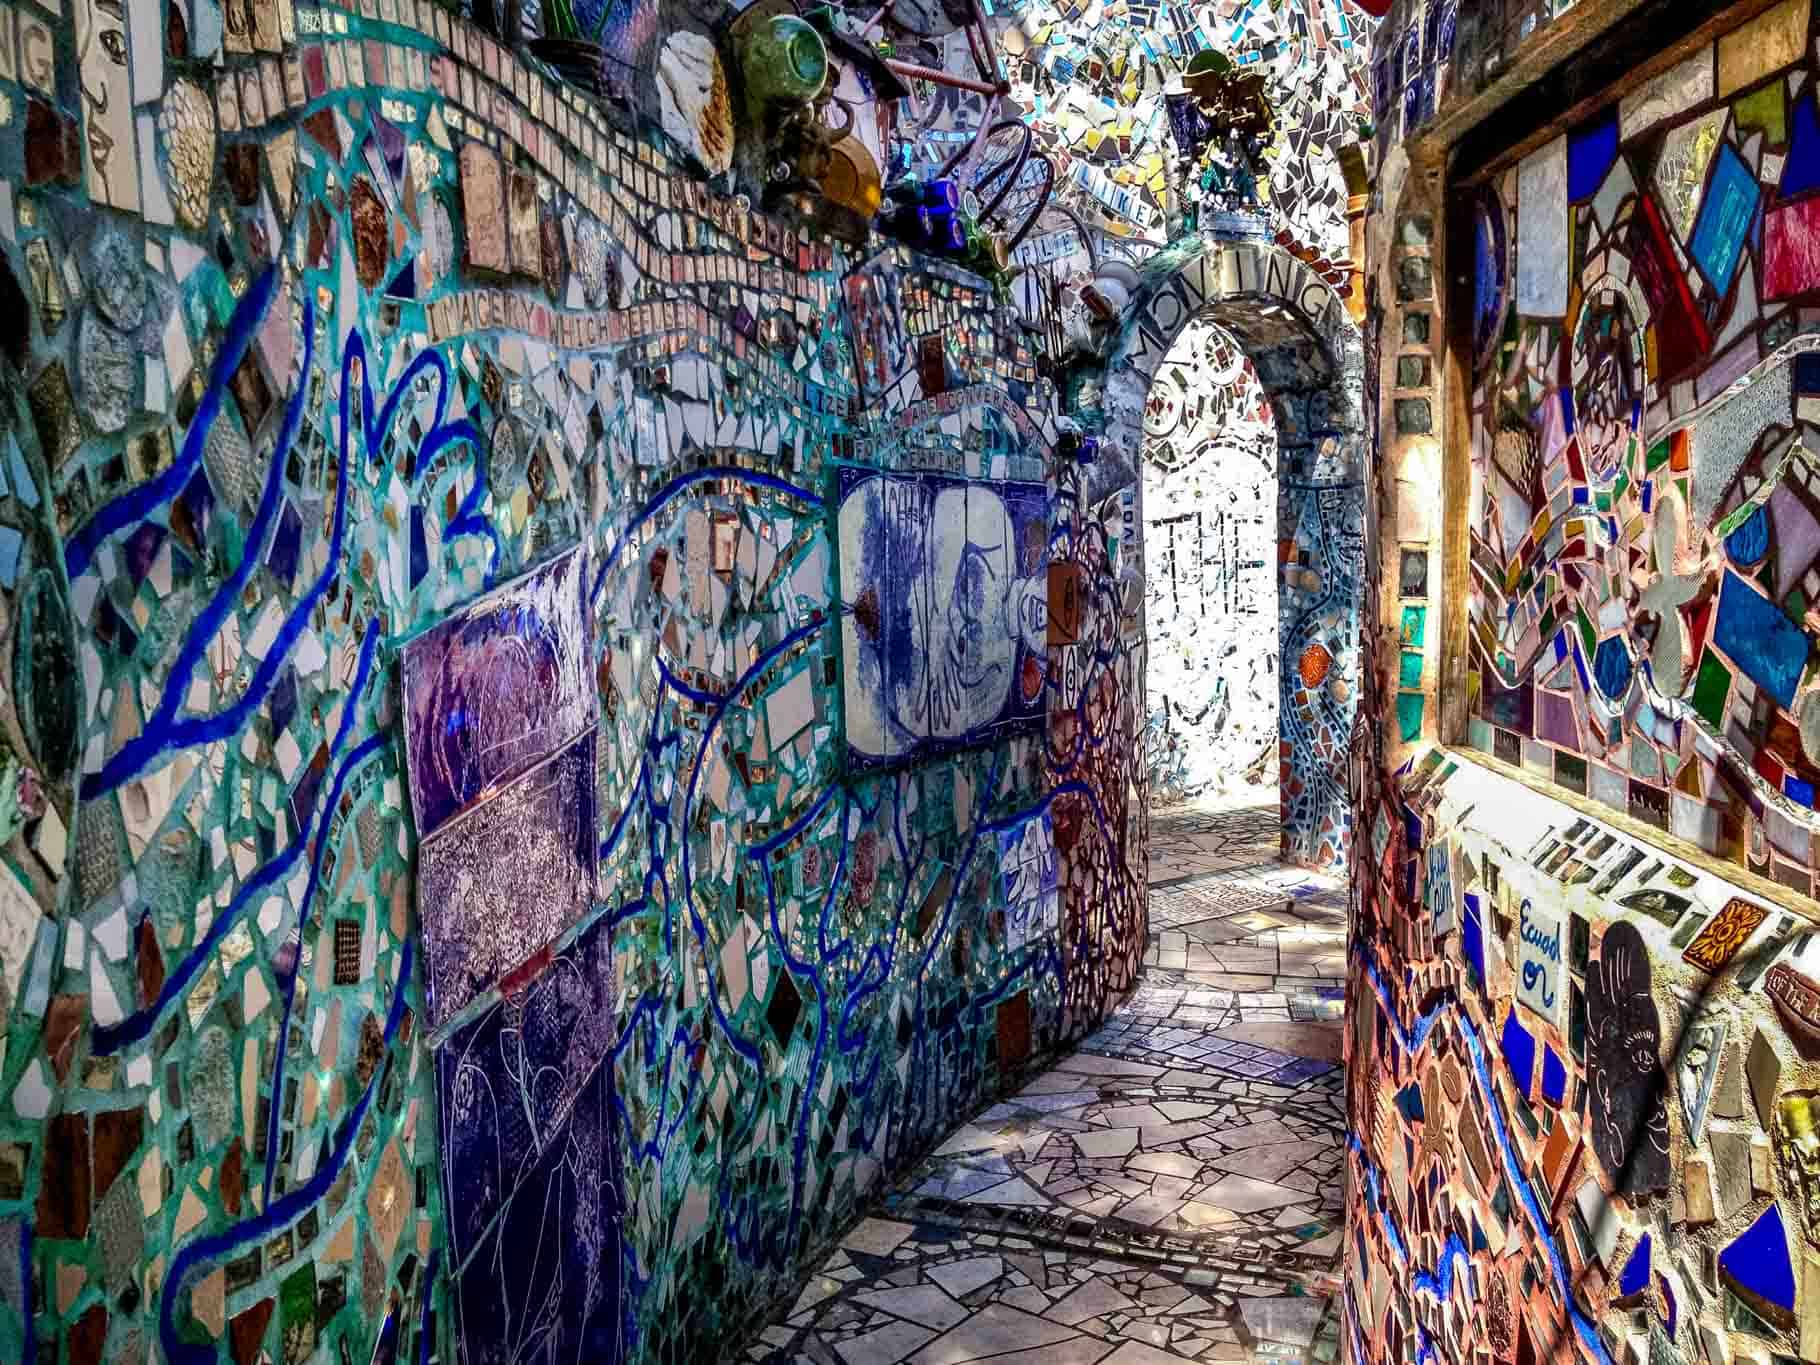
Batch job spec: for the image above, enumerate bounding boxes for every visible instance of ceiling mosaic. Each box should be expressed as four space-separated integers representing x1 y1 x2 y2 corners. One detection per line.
992 0 1376 255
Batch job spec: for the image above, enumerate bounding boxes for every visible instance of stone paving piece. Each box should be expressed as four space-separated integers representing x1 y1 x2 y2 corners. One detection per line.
1149 803 1284 885
751 849 1345 1364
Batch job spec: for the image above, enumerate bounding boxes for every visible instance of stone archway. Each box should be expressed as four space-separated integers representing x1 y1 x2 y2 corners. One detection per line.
1101 236 1368 870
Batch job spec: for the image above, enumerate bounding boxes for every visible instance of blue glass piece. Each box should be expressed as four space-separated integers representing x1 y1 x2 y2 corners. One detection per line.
410 505 429 588
1690 143 1761 295
1473 193 1510 369
1719 1203 1797 1316
1569 113 1620 202
95 596 138 658
179 468 214 542
1787 776 1815 809
1395 1083 1425 1122
0 527 19 590
1714 570 1809 709
1785 93 1820 200
386 262 417 300
1462 892 1485 988
1726 504 1770 565
1541 1045 1567 1106
268 666 297 739
267 500 304 587
1594 636 1635 702
1619 1232 1652 1298
124 523 165 583
1797 350 1820 393
1500 1008 1535 1096
1471 1216 1487 1254
6 432 35 510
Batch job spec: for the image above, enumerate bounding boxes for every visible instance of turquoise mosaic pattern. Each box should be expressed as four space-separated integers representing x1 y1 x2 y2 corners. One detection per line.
0 2 1151 1361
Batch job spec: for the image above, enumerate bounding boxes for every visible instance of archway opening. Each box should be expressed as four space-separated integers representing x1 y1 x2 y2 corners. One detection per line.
1141 316 1282 814
1105 239 1366 871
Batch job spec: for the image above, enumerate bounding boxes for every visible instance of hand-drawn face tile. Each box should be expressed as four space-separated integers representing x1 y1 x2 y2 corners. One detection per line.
1586 921 1670 1196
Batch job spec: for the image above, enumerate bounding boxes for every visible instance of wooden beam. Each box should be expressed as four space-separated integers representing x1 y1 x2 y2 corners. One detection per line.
1407 0 1782 182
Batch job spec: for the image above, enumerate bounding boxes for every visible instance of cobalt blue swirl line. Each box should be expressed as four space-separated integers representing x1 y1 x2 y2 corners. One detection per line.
607 991 703 1168
749 784 852 1261
588 465 820 608
159 936 413 1365
262 622 387 1202
1356 951 1615 1365
92 625 384 1055
64 266 281 582
375 338 496 581
675 619 825 1069
82 293 318 799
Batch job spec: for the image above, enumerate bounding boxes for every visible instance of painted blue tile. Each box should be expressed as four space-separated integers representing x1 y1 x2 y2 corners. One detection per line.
1569 113 1620 202
1714 570 1809 709
1541 1046 1567 1106
1691 142 1761 295
1719 1203 1796 1317
1462 892 1485 989
437 914 619 1267
1500 1008 1535 1097
1619 1232 1651 1298
452 1058 626 1365
1785 93 1820 200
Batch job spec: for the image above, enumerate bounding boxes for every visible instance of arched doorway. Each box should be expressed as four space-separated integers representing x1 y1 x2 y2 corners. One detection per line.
1102 237 1368 871
1141 317 1281 808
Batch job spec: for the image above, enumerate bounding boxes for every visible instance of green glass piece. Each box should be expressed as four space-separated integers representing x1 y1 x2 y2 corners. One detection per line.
1735 82 1788 145
1399 650 1424 688
1397 692 1425 742
1401 605 1426 648
1692 651 1732 731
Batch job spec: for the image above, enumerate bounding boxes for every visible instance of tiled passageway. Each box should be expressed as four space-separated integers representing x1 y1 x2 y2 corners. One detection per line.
749 805 1347 1365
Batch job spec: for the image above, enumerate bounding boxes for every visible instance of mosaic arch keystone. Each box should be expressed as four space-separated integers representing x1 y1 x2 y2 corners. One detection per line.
1100 237 1367 872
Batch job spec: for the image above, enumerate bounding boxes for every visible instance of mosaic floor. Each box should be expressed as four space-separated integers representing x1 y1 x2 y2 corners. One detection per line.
746 831 1347 1365
1148 802 1285 886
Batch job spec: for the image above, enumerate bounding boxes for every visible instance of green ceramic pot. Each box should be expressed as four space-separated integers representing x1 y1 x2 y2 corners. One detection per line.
740 15 828 108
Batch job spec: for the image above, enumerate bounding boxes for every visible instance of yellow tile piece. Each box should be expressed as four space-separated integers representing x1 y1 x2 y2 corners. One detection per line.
1718 0 1808 97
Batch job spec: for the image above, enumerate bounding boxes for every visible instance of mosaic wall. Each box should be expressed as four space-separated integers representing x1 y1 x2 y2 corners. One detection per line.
1104 236 1365 869
1465 0 1820 897
1142 315 1281 805
1369 0 1596 155
1345 5 1820 1365
1346 748 1820 1365
0 1 1157 1361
